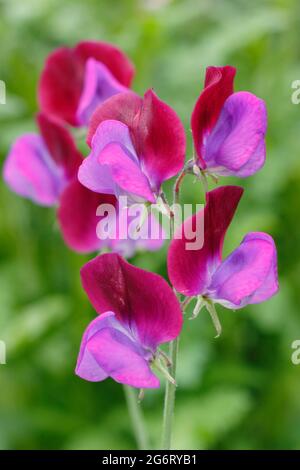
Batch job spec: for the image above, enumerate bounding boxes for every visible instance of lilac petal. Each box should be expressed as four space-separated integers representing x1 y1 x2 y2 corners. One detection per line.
3 134 65 206
76 311 159 388
208 232 278 308
204 91 267 177
78 119 138 194
80 253 183 350
76 58 128 126
99 143 155 202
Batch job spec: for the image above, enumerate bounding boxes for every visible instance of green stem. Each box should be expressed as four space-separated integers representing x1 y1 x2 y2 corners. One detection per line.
161 336 179 449
123 385 149 449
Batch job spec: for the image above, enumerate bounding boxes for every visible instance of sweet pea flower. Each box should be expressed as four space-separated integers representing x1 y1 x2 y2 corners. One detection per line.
3 113 161 255
38 41 135 127
168 186 278 334
78 90 186 204
191 66 267 178
76 253 183 388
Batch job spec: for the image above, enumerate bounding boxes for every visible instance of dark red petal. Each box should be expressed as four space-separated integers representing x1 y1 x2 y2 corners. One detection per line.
191 66 236 167
38 42 135 126
75 41 135 88
38 47 83 126
167 185 243 296
58 179 116 253
133 89 186 190
37 113 82 180
80 253 183 349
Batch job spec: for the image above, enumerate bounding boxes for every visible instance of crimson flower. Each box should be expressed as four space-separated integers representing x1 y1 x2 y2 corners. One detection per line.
78 89 186 203
168 186 278 311
38 41 135 127
76 253 183 388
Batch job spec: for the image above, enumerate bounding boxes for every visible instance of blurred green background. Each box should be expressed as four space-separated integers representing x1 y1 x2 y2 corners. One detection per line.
0 0 299 450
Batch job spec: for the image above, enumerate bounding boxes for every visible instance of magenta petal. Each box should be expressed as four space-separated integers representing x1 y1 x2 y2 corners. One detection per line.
3 133 65 206
99 143 155 202
78 119 137 194
204 91 267 177
76 311 158 387
191 66 236 168
57 179 117 253
80 253 183 349
133 89 186 191
89 330 159 388
76 58 128 126
76 311 116 382
167 186 243 296
208 232 279 308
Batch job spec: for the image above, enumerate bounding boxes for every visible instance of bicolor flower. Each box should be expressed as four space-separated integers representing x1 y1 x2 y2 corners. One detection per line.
38 41 135 127
76 253 183 388
191 66 267 178
78 90 186 204
3 114 161 255
168 186 278 334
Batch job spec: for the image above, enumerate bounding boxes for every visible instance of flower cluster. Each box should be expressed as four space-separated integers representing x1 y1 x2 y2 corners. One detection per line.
2 41 278 391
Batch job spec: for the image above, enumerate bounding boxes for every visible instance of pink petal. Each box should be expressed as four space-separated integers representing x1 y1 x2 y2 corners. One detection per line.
57 178 117 253
191 66 236 168
133 89 186 191
76 58 128 126
204 91 267 177
208 232 278 308
38 41 134 126
80 253 183 349
76 312 159 388
78 119 139 195
3 133 66 206
167 186 243 296
37 113 82 179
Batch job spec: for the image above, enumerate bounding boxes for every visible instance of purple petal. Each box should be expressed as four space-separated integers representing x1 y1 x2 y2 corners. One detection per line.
99 143 155 202
3 133 66 206
77 58 128 126
208 232 278 308
78 119 138 194
167 186 244 296
76 311 159 388
80 253 183 350
204 91 267 177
